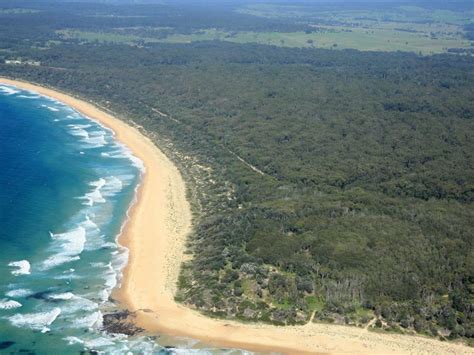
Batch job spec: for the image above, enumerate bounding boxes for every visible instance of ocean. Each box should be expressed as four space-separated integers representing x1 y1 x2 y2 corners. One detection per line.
0 84 247 354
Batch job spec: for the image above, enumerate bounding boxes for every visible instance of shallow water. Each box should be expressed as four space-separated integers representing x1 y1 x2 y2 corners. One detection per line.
0 84 251 354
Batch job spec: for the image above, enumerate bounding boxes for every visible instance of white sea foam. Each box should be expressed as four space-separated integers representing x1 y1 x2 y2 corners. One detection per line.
53 271 82 280
5 288 33 298
84 131 107 148
84 337 116 348
79 179 106 206
101 176 123 197
103 264 118 289
48 292 75 301
82 215 98 230
79 176 125 207
65 336 116 348
50 227 86 255
65 335 161 353
67 123 107 148
53 295 98 314
102 144 145 171
68 125 90 139
42 227 86 270
65 336 83 345
81 215 104 251
41 104 60 112
98 289 109 303
8 260 31 276
0 299 22 309
90 178 106 188
101 242 116 249
8 308 61 332
17 94 41 99
43 255 81 270
70 311 103 328
68 123 91 130
90 261 107 268
0 85 20 95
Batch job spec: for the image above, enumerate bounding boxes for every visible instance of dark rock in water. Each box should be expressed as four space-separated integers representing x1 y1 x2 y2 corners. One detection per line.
102 310 144 336
27 290 53 300
109 310 130 320
80 350 99 355
0 341 15 350
18 349 35 354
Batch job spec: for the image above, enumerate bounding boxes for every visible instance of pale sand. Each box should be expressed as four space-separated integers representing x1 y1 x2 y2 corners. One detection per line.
1 77 472 354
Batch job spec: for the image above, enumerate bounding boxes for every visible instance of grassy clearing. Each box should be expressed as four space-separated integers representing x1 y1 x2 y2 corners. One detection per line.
159 26 472 54
237 4 474 25
58 26 472 55
234 3 473 54
306 296 325 312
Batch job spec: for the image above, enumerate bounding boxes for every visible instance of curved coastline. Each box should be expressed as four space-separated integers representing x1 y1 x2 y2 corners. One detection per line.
1 77 472 355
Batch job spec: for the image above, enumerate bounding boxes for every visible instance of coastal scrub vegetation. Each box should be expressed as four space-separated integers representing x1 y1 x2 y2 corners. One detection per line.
0 0 473 343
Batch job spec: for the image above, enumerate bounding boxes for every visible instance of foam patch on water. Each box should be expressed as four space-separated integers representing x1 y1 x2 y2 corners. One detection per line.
79 179 106 206
0 85 20 95
70 311 103 328
68 124 91 139
0 299 22 309
8 308 61 332
98 289 109 303
78 176 126 208
43 255 81 270
48 292 75 301
68 127 90 143
67 123 107 148
53 272 82 280
86 130 107 148
82 214 98 230
41 104 60 112
65 336 117 348
81 215 106 251
50 227 86 255
5 289 33 298
90 261 107 268
102 144 145 171
103 263 118 289
66 114 81 120
65 335 162 353
17 94 41 99
101 176 123 197
49 292 98 314
8 260 31 276
41 227 86 270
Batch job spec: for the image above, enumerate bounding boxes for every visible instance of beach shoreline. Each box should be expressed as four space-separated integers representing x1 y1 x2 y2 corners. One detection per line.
1 77 472 355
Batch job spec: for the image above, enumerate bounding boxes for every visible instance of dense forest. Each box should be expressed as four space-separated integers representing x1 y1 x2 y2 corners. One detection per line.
0 0 473 344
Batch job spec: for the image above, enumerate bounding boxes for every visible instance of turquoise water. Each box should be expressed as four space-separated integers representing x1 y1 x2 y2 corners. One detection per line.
0 84 252 355
0 84 165 353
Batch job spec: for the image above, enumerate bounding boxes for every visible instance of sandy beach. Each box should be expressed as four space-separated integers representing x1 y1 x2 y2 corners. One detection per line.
1 77 472 354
